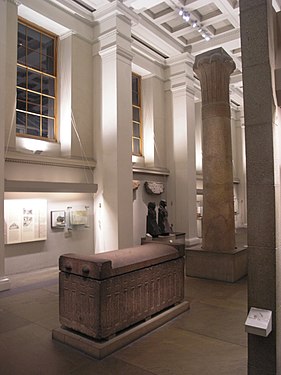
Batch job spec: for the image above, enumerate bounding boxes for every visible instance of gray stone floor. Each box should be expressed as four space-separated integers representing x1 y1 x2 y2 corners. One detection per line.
0 263 247 375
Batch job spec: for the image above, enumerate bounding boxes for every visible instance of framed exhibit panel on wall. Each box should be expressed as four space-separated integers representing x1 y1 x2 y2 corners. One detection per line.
4 199 47 244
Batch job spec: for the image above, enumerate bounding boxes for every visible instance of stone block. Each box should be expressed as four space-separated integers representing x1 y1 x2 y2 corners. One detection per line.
240 0 268 12
248 331 276 375
240 3 270 67
185 246 248 283
247 245 276 309
245 123 274 186
242 65 273 127
247 184 276 248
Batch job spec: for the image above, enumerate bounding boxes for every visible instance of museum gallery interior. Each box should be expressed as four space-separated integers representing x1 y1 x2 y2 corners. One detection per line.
1 0 281 374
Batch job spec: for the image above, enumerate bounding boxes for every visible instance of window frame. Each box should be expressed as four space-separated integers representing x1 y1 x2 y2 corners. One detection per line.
16 17 57 142
132 72 142 156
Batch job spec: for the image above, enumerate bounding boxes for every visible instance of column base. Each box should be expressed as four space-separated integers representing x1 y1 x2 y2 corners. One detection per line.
0 276 11 292
185 237 202 247
186 246 248 282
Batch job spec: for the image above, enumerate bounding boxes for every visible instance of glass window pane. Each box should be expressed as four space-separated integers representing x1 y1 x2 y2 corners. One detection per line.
18 23 26 47
17 45 26 65
17 100 26 111
42 117 54 139
17 88 26 101
42 35 54 57
27 91 41 105
27 114 40 136
16 111 26 134
27 49 40 70
28 71 41 92
133 122 140 138
42 76 55 96
132 92 139 106
17 67 26 88
132 76 138 92
133 107 140 122
133 138 141 155
27 28 40 51
42 96 54 117
28 103 40 114
42 55 54 75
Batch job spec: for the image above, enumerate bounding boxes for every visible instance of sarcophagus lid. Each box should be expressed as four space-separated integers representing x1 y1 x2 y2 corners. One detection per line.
59 243 180 280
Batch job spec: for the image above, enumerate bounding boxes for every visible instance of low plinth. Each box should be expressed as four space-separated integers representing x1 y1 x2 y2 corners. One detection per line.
186 246 248 282
52 301 189 359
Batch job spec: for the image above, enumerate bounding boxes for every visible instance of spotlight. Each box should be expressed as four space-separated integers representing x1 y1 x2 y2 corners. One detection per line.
192 21 197 28
183 12 190 21
179 8 184 16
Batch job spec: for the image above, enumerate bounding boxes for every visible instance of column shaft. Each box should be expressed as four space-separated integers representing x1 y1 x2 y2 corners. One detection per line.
194 48 236 252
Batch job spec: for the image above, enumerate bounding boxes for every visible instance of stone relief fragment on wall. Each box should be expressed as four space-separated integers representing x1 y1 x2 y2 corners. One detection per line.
144 181 164 195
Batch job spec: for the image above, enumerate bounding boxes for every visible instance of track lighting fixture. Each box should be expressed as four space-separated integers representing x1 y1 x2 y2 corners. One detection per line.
177 7 211 42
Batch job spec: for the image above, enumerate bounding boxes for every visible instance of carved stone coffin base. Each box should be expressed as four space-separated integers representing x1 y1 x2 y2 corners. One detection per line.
186 246 248 282
52 301 189 359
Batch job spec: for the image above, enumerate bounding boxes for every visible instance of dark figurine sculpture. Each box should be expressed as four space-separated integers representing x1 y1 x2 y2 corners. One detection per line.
158 199 171 236
146 202 160 238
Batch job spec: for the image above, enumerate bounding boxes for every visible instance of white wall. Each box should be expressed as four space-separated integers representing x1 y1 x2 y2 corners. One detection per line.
4 192 94 274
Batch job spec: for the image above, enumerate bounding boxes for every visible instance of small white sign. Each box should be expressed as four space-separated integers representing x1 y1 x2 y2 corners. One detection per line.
245 307 272 337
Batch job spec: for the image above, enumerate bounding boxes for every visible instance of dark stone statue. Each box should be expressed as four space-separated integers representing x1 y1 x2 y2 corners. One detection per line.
146 202 160 238
158 199 171 236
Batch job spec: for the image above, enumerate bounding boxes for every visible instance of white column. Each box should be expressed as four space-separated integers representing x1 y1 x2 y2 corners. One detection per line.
0 0 12 291
166 54 199 246
234 113 247 228
93 13 134 252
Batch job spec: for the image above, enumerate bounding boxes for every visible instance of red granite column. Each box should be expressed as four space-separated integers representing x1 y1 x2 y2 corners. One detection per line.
194 48 236 252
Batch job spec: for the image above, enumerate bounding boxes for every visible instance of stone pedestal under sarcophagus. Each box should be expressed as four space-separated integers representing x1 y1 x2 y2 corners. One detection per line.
53 243 189 358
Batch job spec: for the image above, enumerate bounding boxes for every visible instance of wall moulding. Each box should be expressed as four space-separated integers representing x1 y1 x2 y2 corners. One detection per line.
5 180 98 193
5 151 96 169
133 165 169 176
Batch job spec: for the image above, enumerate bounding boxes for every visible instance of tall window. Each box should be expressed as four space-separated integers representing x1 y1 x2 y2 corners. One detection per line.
16 20 57 140
132 73 142 155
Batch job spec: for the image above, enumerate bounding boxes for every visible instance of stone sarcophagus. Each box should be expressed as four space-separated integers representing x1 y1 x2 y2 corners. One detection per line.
59 243 184 340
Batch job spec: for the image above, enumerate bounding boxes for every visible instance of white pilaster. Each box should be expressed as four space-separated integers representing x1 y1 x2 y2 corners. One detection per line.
0 0 12 291
142 75 166 167
166 54 199 246
93 12 134 252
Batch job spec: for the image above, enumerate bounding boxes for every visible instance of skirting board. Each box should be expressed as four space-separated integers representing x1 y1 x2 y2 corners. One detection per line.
52 301 190 359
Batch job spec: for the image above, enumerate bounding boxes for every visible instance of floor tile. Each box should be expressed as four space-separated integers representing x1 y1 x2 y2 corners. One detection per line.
114 326 247 375
172 300 247 346
69 356 157 375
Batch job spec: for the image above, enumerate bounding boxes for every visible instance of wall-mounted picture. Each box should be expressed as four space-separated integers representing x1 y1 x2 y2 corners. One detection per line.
4 199 47 244
67 206 90 229
51 210 66 228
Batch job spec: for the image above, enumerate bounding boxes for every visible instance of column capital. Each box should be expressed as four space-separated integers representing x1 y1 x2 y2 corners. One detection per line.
165 53 195 96
194 48 235 104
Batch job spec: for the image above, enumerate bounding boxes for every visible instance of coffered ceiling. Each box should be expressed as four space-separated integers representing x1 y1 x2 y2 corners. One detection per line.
19 0 281 107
